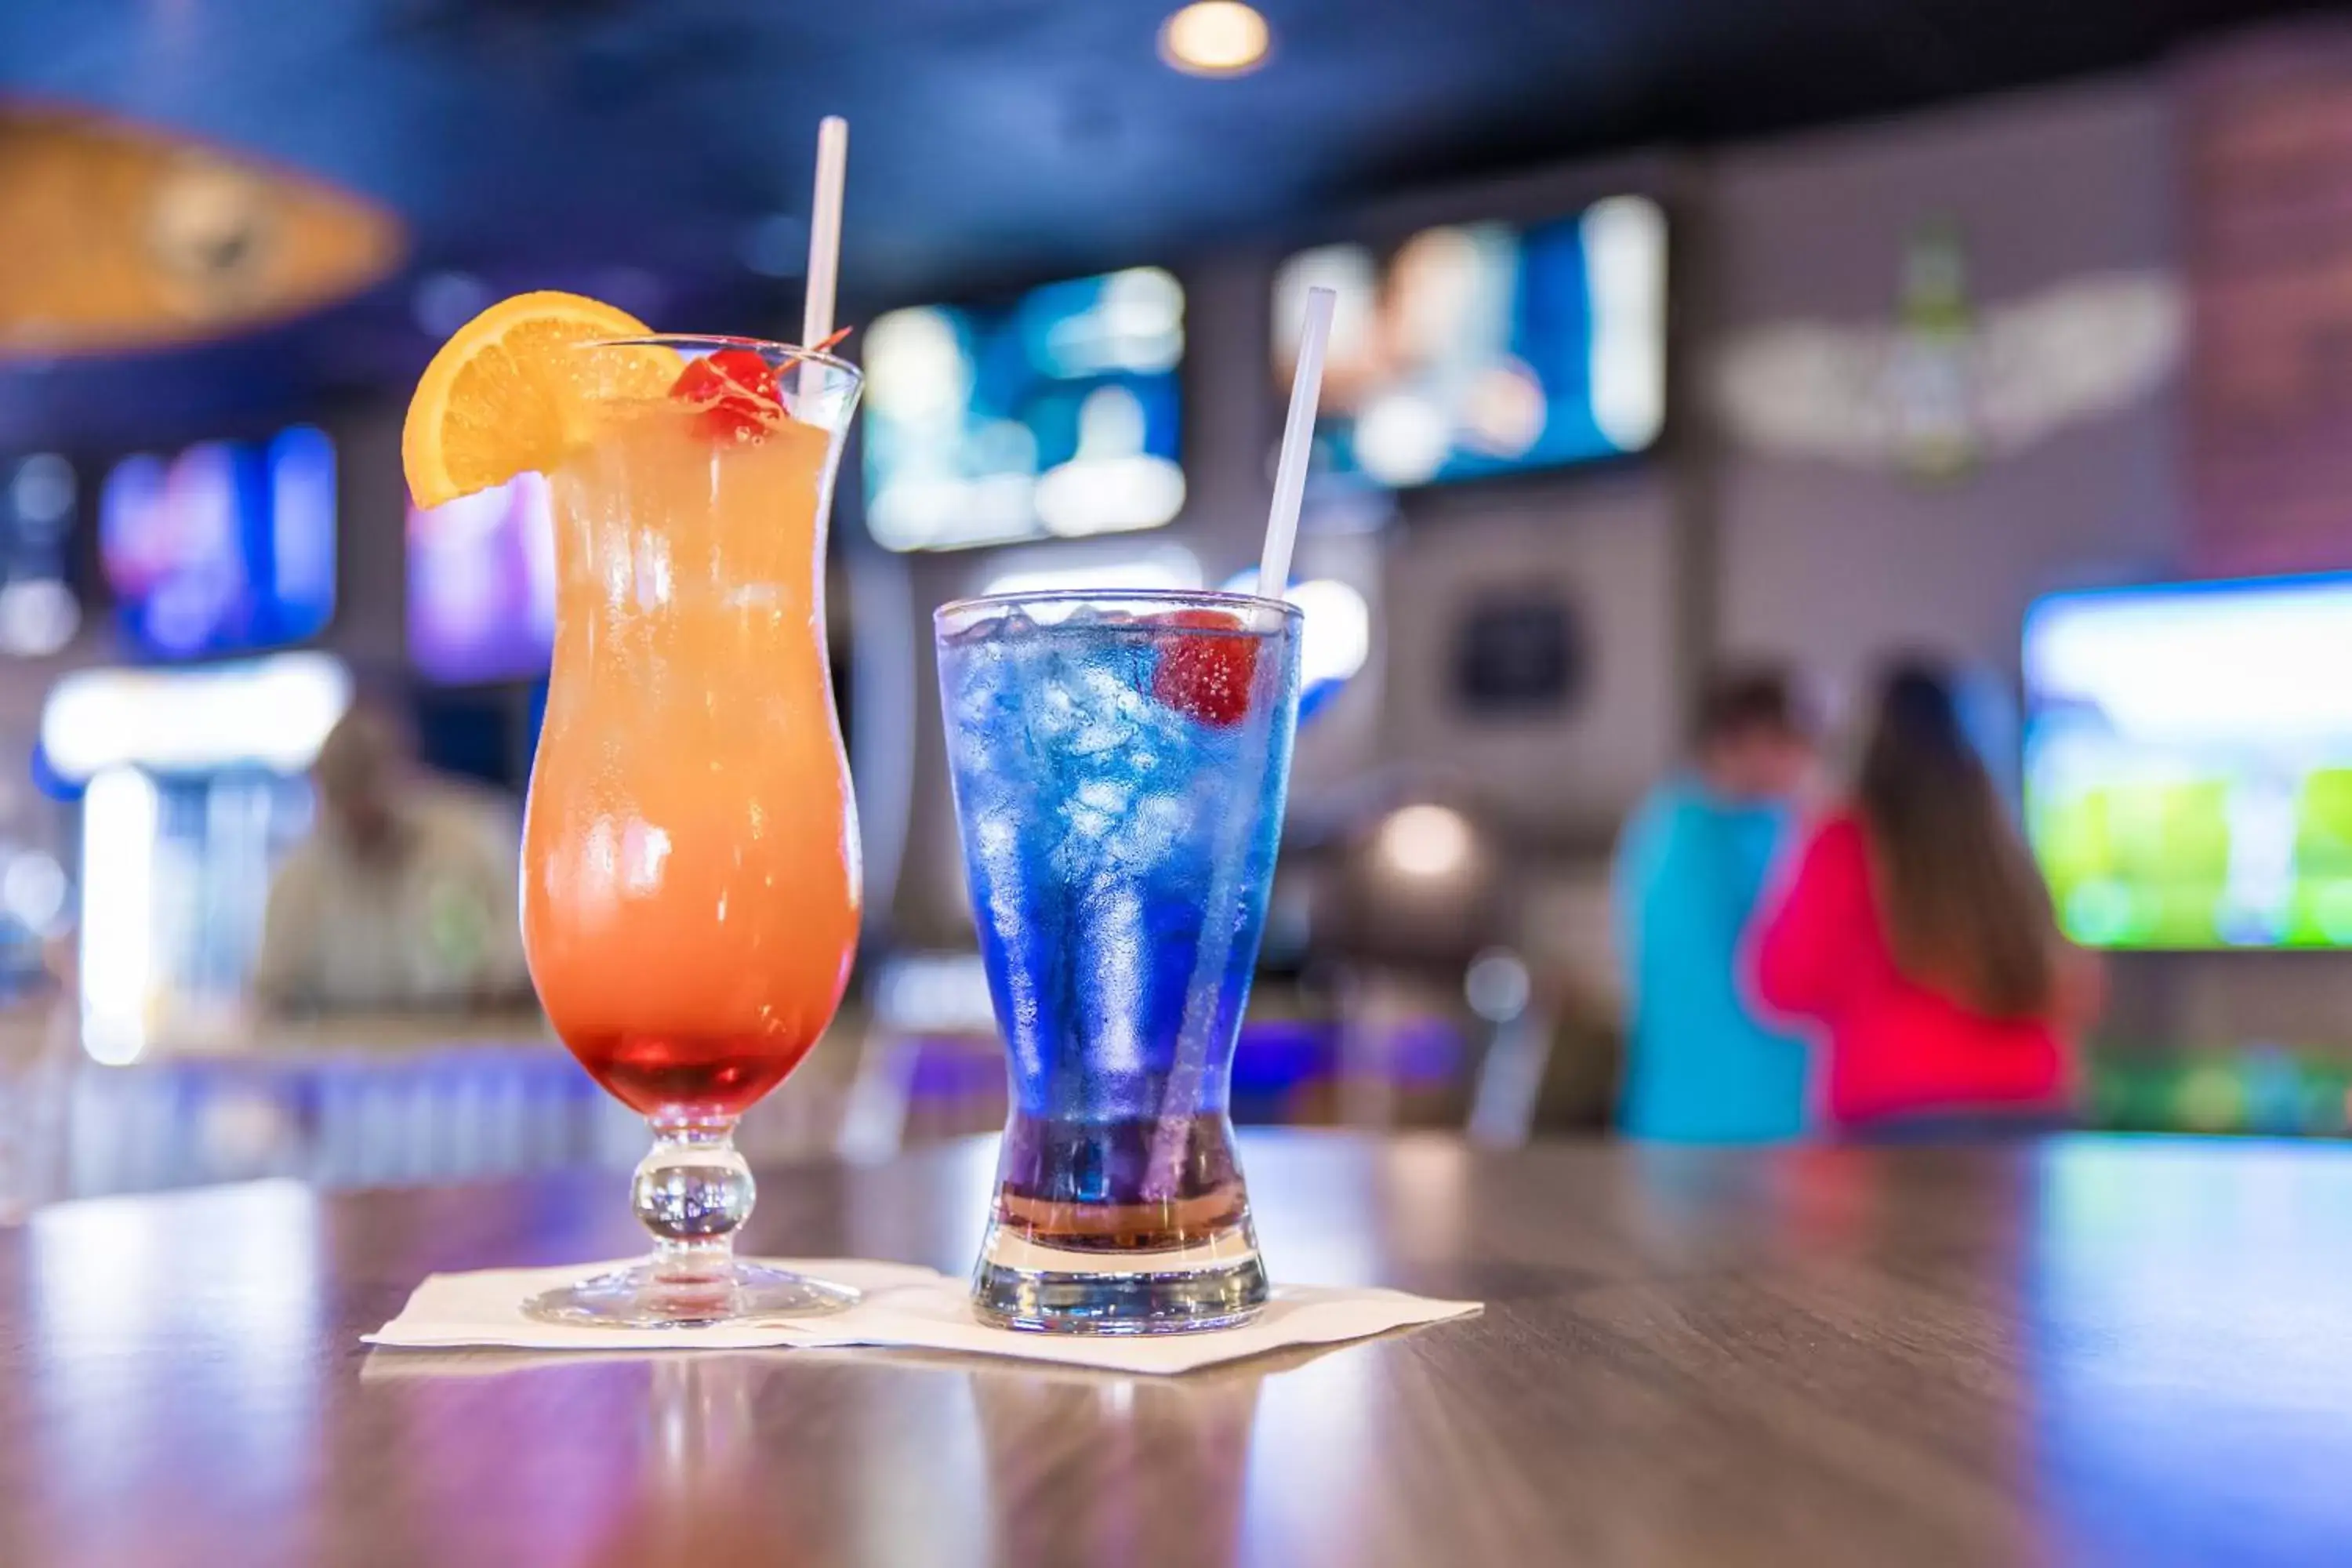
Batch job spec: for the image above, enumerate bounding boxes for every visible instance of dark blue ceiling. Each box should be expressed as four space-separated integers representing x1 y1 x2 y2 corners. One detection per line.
0 0 2337 449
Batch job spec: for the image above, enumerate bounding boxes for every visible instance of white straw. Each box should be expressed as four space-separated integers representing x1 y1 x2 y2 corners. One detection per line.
799 115 849 407
1258 285 1334 601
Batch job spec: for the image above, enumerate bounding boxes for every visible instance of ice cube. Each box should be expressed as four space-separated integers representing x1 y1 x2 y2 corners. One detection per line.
947 607 1034 647
1030 678 1082 742
1110 790 1189 869
971 810 1022 873
1072 654 1141 711
1065 778 1133 840
1067 715 1131 758
1058 654 1167 760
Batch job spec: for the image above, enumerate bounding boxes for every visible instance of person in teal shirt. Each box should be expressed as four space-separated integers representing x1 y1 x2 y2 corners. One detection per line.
1613 666 1819 1142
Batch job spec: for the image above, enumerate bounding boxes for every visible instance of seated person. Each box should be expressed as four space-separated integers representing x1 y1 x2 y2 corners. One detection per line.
254 702 530 1016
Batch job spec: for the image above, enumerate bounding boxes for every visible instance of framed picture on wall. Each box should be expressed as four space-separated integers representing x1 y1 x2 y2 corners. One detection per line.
1451 590 1583 717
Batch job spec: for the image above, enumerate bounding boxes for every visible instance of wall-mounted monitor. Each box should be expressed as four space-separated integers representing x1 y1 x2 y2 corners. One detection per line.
862 267 1186 552
2024 574 2352 949
98 426 336 660
407 472 557 685
1272 195 1666 488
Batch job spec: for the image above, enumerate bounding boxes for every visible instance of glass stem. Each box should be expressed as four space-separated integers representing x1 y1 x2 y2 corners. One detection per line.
631 1119 756 1282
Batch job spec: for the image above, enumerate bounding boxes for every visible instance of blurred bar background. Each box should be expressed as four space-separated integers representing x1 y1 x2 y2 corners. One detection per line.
5 1 2352 1210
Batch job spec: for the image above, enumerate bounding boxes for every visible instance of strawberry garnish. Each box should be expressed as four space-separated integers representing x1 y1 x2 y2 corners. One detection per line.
1149 609 1258 727
670 348 782 441
667 330 855 440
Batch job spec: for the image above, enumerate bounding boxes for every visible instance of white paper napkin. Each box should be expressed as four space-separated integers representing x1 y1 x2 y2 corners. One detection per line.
364 1257 1482 1374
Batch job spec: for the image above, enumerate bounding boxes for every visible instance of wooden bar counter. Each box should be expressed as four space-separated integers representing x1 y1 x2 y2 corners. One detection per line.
1 1131 2346 1565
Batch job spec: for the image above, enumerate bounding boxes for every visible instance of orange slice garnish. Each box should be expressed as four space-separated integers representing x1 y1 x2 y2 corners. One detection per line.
401 291 680 508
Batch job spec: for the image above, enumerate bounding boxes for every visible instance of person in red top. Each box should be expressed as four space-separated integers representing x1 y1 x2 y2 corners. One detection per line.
1752 659 2097 1134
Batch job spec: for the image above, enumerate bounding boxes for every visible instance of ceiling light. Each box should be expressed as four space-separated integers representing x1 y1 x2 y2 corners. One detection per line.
1159 2 1271 78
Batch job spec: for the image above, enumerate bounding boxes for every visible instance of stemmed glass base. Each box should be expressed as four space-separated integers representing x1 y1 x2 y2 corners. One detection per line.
528 1254 860 1329
523 1120 861 1329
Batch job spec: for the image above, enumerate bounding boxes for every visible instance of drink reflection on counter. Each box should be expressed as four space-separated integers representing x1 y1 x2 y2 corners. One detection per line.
973 1360 1260 1565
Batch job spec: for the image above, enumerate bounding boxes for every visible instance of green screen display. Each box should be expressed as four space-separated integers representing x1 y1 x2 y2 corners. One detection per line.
2024 575 2352 949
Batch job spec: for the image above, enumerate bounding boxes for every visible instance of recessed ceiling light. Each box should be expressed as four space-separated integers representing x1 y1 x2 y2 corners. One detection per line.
1159 2 1271 78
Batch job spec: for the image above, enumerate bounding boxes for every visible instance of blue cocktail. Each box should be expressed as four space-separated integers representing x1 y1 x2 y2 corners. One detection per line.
936 590 1302 1332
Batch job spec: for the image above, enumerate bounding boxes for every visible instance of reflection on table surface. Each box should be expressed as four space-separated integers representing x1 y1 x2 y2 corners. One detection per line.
1 996 1500 1212
0 1009 852 1207
3 1133 2352 1565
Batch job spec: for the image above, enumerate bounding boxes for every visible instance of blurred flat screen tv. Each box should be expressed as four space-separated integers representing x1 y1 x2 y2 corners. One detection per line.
2024 575 2352 949
99 426 336 659
1272 196 1666 488
862 267 1186 552
407 473 557 684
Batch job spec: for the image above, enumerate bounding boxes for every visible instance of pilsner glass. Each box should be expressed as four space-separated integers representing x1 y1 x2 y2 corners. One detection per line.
937 590 1303 1331
521 338 862 1327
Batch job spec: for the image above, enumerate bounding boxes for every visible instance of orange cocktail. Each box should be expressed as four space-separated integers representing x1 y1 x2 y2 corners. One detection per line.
403 296 866 1326
528 367 858 1123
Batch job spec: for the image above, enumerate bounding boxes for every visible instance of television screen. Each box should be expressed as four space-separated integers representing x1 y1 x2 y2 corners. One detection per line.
862 267 1186 552
99 426 336 659
1272 195 1666 488
2024 575 2352 949
407 473 557 684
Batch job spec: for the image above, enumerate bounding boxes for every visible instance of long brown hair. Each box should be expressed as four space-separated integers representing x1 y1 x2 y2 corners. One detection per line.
1855 659 2056 1019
